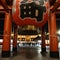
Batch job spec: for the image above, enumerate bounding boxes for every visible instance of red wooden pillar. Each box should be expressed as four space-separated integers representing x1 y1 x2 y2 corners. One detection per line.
48 12 59 58
13 24 18 53
2 12 12 57
41 27 46 53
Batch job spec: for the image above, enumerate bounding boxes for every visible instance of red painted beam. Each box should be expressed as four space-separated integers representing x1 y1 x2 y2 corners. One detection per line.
50 1 60 12
0 0 9 12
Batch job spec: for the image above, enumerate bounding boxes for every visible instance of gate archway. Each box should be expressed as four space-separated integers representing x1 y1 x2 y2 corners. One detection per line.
0 0 59 58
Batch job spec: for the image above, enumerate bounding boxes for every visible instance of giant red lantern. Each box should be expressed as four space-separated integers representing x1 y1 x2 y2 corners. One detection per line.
12 0 49 27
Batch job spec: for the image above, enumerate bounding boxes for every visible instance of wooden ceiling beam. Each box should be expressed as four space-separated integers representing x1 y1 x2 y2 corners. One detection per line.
56 10 60 14
49 0 56 6
6 0 13 6
50 0 60 12
0 0 9 13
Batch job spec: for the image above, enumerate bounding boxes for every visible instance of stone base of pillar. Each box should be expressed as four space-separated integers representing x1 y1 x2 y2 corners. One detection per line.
1 51 10 57
50 51 59 58
13 47 17 52
41 48 46 53
13 47 17 56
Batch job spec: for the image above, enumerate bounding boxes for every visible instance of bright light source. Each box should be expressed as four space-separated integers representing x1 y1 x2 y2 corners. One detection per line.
22 36 25 38
46 33 49 35
30 35 37 38
38 40 41 44
57 30 60 35
0 39 3 42
11 33 14 36
38 34 41 37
